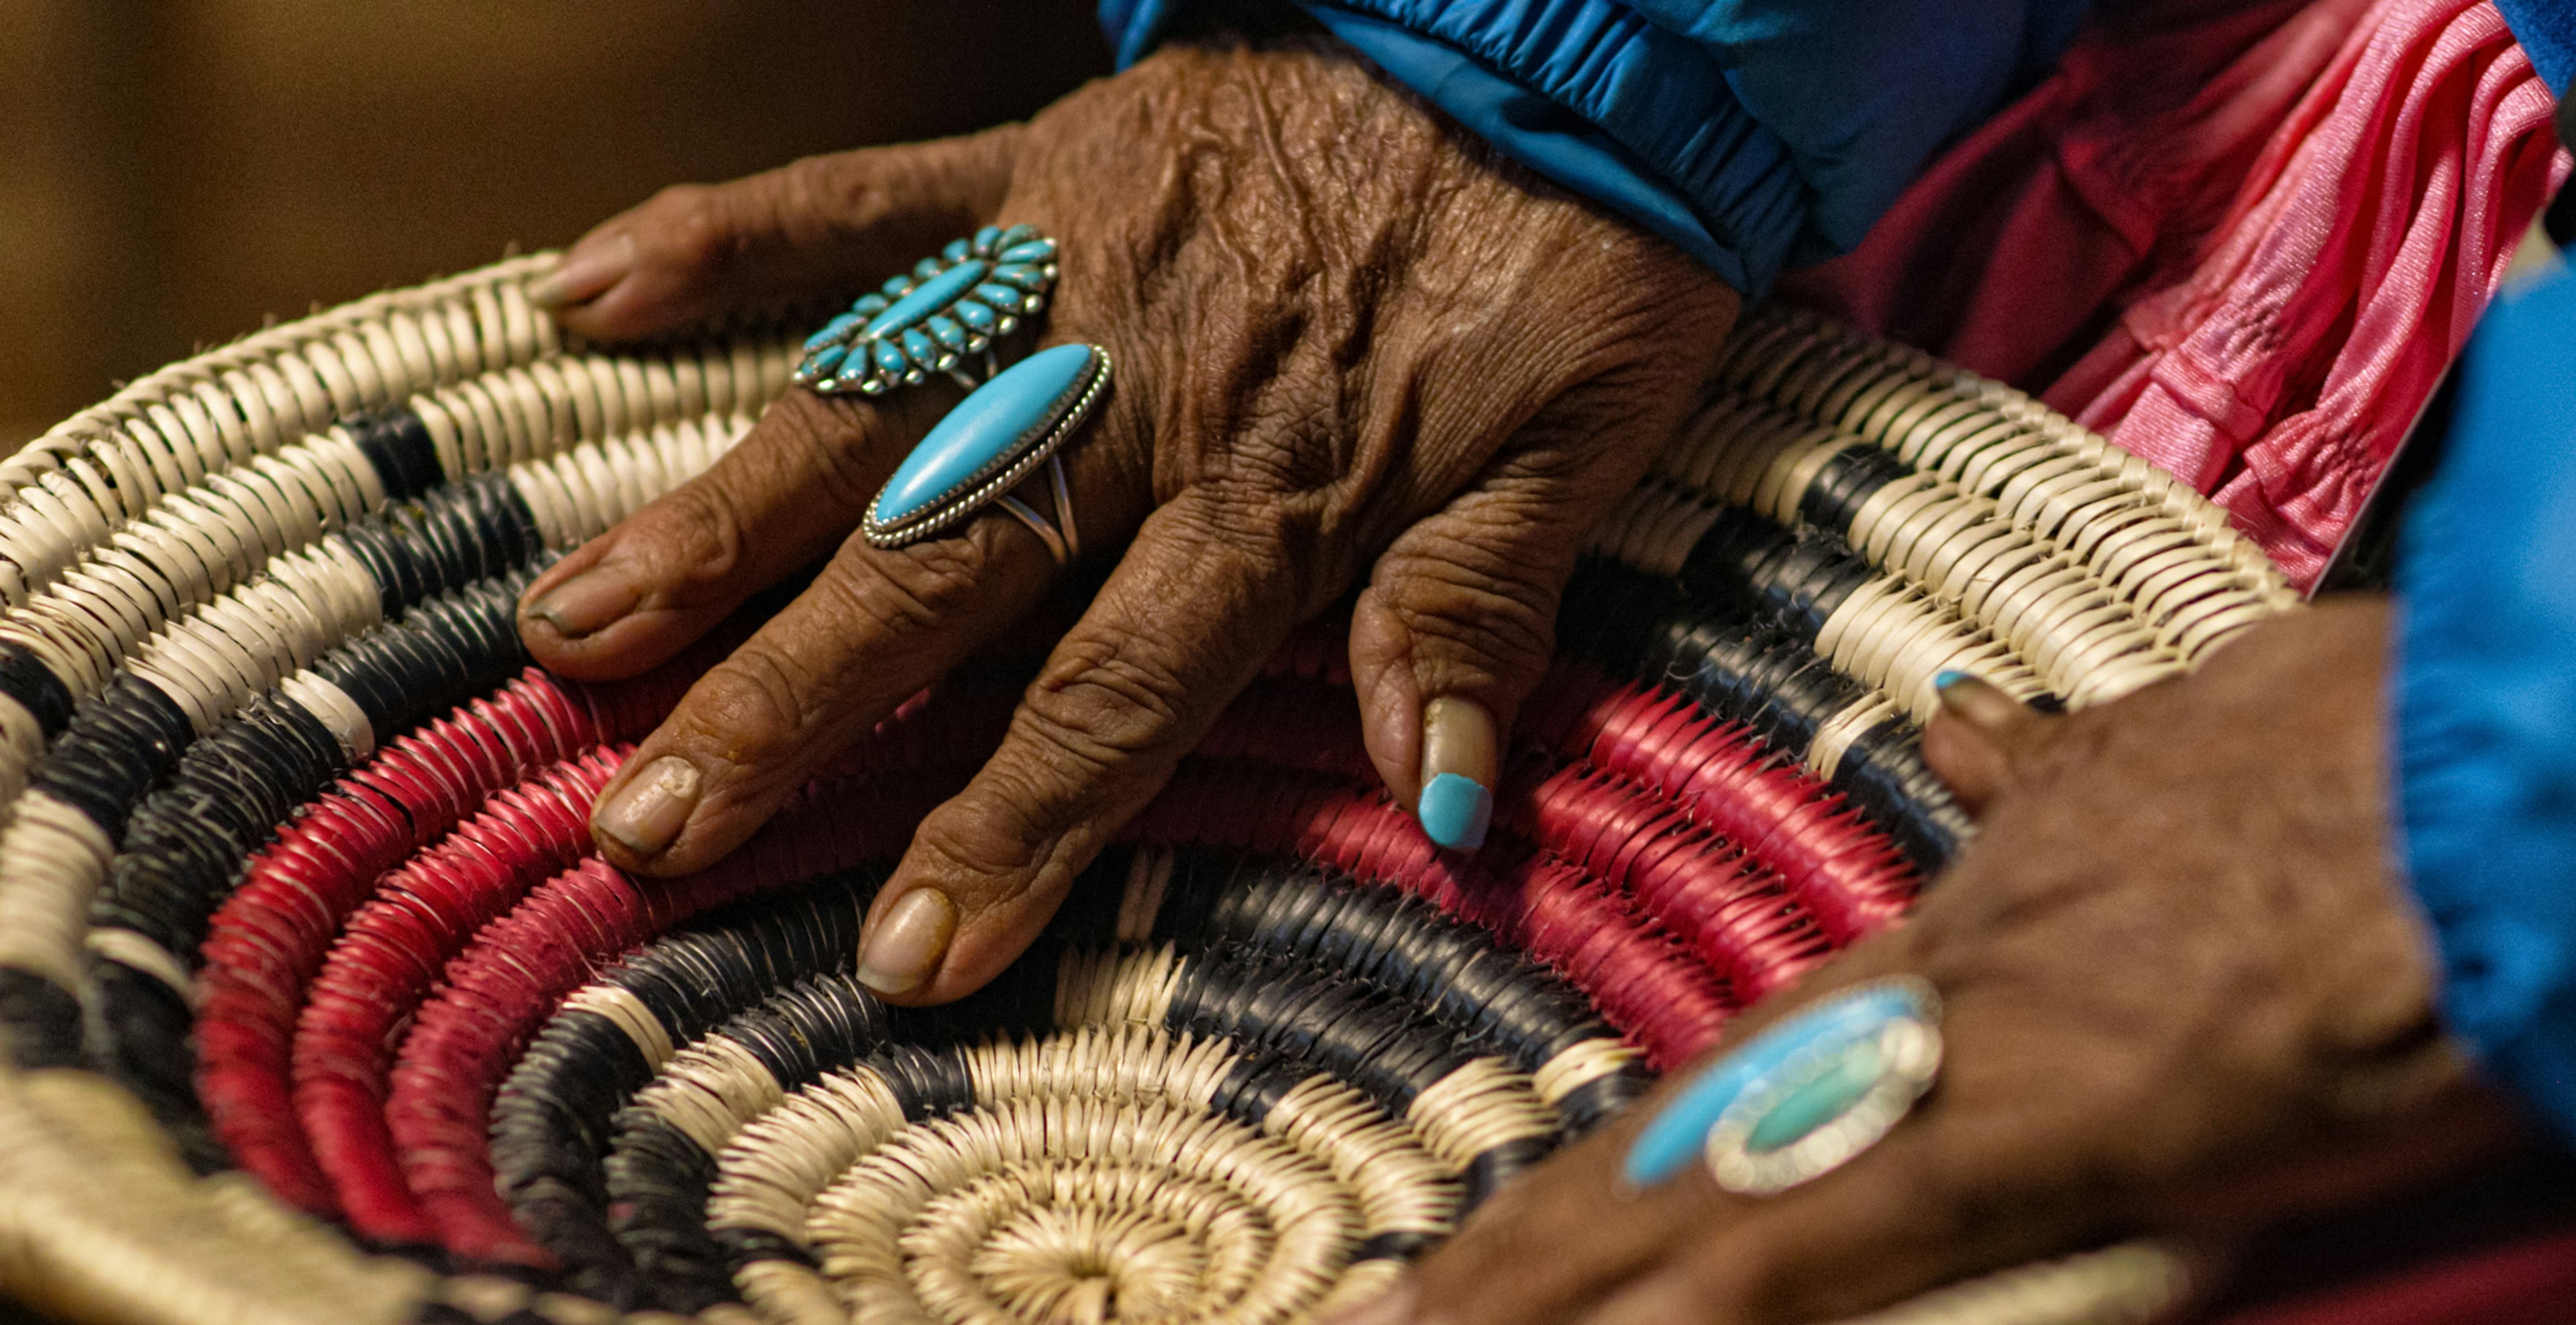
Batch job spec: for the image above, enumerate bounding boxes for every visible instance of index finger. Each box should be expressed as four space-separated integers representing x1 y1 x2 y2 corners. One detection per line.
518 383 960 681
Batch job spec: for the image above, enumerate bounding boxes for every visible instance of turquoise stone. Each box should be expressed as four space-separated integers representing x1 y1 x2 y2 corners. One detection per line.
864 260 988 339
804 311 860 352
1623 981 1934 1187
1746 1039 1885 1153
873 343 1099 527
973 283 1030 313
802 227 1060 397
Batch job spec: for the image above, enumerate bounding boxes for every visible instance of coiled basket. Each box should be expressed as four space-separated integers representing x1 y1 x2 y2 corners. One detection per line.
0 256 2289 1325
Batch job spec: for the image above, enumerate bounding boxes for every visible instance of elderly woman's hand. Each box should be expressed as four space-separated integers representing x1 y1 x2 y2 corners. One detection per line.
1356 599 2525 1324
518 38 1735 1002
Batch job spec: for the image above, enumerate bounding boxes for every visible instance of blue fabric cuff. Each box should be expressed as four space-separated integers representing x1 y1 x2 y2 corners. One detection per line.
1099 0 1186 67
1622 0 2090 258
1097 0 2087 295
1299 0 1805 294
1302 5 1756 288
2396 262 2576 1142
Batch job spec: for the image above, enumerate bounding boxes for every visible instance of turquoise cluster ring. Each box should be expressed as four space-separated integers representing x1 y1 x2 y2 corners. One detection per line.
863 341 1109 567
794 224 1060 396
1623 977 1943 1198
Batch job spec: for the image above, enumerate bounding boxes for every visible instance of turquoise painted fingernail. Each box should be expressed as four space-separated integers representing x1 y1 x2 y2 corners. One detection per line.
1416 696 1498 852
1419 772 1492 851
1935 670 1970 689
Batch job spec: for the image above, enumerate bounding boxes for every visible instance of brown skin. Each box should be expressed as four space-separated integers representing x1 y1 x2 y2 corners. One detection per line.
528 34 2512 1318
1377 600 2522 1324
520 39 1736 1004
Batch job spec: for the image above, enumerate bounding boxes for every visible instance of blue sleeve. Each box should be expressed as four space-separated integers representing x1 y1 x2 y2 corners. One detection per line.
2495 0 2576 95
2396 262 2576 1141
1097 1 2088 296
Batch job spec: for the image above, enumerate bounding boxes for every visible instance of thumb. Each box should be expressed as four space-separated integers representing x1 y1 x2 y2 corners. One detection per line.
1921 672 2050 816
533 123 1025 341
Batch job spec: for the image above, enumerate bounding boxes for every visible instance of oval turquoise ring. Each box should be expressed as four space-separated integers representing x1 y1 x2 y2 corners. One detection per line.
1622 977 1943 1197
794 223 1060 396
862 342 1109 565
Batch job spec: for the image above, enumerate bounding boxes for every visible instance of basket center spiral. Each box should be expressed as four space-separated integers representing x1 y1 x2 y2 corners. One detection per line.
968 1198 1209 1323
836 1095 1346 1323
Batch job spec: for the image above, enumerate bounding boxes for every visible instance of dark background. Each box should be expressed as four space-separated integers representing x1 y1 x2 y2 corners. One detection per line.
0 1 1112 447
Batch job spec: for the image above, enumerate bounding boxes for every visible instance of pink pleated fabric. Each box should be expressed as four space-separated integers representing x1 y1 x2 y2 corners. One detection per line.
1787 0 2567 588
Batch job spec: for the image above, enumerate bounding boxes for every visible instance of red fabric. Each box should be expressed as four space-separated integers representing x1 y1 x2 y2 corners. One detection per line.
1785 0 2567 588
1783 0 2352 384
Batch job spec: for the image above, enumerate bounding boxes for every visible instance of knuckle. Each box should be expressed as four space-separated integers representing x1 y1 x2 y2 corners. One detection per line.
1217 409 1356 509
1182 489 1305 559
1377 543 1557 676
1020 635 1195 775
675 645 813 763
773 150 882 236
1150 490 1333 608
619 481 747 589
823 536 987 640
757 393 883 511
915 786 1049 880
635 182 736 270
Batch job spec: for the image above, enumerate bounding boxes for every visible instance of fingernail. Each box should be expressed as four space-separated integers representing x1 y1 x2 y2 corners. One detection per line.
1322 1282 1416 1325
1417 695 1496 852
1934 671 2032 729
524 568 639 639
857 889 957 995
595 755 700 857
1934 671 1994 713
529 231 635 309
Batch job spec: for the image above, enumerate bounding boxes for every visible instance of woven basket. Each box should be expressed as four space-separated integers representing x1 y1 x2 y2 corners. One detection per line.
0 257 2290 1325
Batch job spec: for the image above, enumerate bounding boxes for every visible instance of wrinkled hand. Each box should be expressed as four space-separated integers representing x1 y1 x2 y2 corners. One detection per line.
519 38 1735 1002
1375 600 2522 1324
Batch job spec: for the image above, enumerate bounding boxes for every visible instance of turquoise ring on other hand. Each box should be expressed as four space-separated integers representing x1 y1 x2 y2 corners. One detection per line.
862 341 1108 567
1623 977 1943 1197
794 224 1060 396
